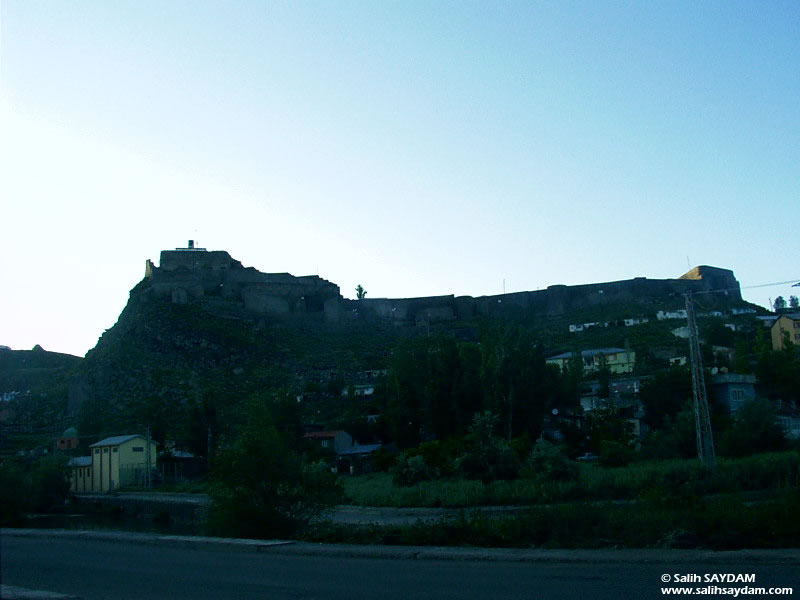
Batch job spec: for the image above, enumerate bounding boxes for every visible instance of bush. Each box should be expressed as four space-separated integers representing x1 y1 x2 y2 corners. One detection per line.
457 412 520 483
522 440 579 482
0 462 29 525
391 454 434 486
718 399 788 458
30 456 70 512
408 439 462 476
598 440 634 467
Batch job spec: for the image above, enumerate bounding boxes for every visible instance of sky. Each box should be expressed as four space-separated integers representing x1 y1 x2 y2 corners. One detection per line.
1 1 799 357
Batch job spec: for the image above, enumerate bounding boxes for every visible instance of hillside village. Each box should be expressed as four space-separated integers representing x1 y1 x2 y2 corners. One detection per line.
1 245 799 501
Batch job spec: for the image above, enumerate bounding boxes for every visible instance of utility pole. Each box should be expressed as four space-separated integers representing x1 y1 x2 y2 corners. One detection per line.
684 293 715 468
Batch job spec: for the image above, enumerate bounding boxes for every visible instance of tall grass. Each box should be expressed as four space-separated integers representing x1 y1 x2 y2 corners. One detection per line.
342 451 800 507
306 488 800 549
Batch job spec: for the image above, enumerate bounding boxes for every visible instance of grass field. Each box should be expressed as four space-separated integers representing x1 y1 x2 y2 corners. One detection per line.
342 451 800 507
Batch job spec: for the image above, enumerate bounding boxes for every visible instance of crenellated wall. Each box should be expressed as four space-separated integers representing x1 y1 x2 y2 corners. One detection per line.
142 247 742 325
144 249 341 320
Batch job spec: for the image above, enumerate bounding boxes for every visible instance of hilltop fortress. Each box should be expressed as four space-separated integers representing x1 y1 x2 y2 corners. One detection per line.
143 242 743 327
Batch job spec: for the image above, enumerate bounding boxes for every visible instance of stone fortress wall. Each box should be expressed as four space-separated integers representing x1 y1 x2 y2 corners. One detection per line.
145 244 342 321
143 243 742 326
344 266 742 326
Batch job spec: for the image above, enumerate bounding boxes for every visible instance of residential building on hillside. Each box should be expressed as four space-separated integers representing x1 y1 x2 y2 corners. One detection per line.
335 443 383 474
771 314 800 351
710 374 756 414
656 310 688 320
57 426 79 450
547 348 636 375
303 430 354 453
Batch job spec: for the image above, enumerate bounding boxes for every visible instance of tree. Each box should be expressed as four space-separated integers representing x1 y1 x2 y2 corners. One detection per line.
639 366 692 430
718 399 787 457
640 403 697 460
458 411 520 482
583 403 634 455
790 296 799 310
480 326 554 441
208 400 342 538
30 456 71 512
355 284 367 300
773 296 786 311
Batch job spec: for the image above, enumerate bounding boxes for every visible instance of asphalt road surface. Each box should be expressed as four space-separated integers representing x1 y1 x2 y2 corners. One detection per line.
2 534 797 600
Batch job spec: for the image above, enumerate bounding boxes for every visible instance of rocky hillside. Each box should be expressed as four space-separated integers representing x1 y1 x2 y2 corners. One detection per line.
2 245 761 449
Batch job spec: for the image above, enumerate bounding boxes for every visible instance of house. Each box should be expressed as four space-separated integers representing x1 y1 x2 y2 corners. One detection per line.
624 317 649 327
56 426 79 450
756 316 778 328
303 430 354 453
335 443 383 474
776 413 800 439
771 313 800 351
547 348 636 375
710 373 756 414
88 434 158 492
67 456 93 492
656 310 688 320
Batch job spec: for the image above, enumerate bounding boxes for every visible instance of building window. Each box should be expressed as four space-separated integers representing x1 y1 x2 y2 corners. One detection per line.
103 448 108 453
321 440 329 448
94 449 99 454
112 447 118 452
132 447 144 452
86 468 91 477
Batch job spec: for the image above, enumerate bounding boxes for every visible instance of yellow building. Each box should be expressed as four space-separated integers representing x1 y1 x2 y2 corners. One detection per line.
67 456 93 493
86 434 158 492
771 314 800 351
547 348 636 375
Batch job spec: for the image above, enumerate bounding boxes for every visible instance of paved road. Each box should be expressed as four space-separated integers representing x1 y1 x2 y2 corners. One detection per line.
2 532 797 600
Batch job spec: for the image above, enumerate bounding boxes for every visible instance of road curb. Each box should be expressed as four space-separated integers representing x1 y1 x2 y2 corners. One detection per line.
3 528 799 564
1 528 291 554
0 585 81 600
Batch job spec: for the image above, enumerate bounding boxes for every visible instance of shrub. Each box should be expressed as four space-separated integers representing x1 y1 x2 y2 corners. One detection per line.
457 411 520 482
598 440 634 467
30 455 70 512
0 462 29 525
522 440 578 482
718 399 788 458
391 454 434 486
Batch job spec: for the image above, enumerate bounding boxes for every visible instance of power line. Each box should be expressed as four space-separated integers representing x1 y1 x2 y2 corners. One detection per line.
742 279 800 290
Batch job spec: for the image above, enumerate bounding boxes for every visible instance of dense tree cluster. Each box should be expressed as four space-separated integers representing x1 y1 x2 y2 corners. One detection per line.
380 327 576 449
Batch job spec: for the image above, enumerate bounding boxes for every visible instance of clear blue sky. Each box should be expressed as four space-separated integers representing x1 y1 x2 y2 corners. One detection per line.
2 1 799 357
